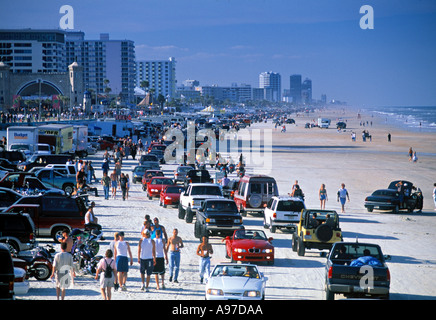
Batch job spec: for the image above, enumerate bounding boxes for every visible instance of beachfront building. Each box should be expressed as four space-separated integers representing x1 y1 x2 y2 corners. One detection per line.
302 78 312 105
259 71 281 102
289 74 302 104
0 29 67 74
198 83 252 103
136 57 177 101
65 32 136 104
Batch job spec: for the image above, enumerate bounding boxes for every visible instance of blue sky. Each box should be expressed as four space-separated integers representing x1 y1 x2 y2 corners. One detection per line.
1 0 436 107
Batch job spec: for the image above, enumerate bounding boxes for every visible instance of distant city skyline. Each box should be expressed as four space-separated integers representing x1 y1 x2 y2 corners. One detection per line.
1 0 436 107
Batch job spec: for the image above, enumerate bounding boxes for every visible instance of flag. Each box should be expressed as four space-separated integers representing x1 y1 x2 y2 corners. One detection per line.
52 95 60 110
12 95 20 109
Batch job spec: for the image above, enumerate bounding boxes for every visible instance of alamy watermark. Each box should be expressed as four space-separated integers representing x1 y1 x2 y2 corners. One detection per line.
162 123 273 175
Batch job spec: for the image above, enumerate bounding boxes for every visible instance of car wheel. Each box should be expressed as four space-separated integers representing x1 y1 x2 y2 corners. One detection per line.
194 221 201 239
297 237 305 256
269 219 276 233
178 204 186 219
63 183 74 194
392 205 399 214
367 207 373 212
52 227 65 242
186 206 194 223
325 285 335 300
292 233 298 252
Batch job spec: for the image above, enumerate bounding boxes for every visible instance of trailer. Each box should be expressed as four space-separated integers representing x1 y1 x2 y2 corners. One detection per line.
38 124 74 155
6 126 38 156
72 125 89 158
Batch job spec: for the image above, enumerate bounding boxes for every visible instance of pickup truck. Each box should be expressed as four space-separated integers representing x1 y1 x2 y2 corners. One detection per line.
178 183 224 223
194 199 243 239
33 168 77 194
324 241 391 300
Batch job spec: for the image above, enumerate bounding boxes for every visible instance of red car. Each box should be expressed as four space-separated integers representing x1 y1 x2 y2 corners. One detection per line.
159 185 185 208
141 170 164 191
224 229 274 265
146 177 175 200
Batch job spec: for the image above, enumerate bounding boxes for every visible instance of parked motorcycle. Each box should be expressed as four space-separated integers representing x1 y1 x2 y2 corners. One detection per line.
15 244 55 281
70 228 102 256
72 242 103 275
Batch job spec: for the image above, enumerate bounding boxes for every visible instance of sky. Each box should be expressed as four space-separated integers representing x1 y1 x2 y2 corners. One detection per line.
1 0 436 107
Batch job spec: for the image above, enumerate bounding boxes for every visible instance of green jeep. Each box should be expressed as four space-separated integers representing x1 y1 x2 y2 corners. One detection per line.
292 209 343 256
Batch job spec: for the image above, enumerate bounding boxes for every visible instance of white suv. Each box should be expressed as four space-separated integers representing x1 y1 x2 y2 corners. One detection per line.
263 196 305 233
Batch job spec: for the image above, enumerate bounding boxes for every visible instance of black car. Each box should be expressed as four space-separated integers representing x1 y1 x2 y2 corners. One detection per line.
185 169 212 186
0 158 19 171
139 154 159 165
336 121 347 129
0 243 15 299
0 212 36 253
0 187 23 210
364 180 423 213
194 199 244 239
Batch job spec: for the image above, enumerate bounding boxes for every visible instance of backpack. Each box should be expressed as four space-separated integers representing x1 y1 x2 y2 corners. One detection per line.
104 259 113 278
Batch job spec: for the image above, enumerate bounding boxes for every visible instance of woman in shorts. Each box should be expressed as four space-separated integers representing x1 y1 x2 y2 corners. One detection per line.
95 249 117 300
114 232 133 291
319 184 328 210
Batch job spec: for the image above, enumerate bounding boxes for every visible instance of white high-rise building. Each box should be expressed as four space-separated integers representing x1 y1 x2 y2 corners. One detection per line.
259 71 281 102
0 29 67 74
65 32 136 103
136 57 177 100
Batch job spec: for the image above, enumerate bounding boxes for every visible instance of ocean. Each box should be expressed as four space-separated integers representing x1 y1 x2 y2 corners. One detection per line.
362 105 436 133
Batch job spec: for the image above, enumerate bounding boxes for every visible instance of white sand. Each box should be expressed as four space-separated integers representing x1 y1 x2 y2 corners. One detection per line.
15 106 436 300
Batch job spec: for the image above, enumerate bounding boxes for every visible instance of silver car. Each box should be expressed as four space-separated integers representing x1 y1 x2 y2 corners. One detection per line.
205 263 268 300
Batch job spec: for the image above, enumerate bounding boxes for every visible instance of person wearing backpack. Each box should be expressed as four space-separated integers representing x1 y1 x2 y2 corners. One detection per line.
95 249 117 300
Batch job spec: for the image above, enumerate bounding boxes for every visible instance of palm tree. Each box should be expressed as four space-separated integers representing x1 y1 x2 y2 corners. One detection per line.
140 80 149 97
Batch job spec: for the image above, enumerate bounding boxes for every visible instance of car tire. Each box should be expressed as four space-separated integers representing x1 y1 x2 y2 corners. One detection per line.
185 206 194 223
367 207 373 212
194 221 201 239
263 216 269 229
297 237 305 256
178 204 186 219
292 233 298 252
392 205 399 214
63 183 74 195
52 227 65 242
325 285 335 300
270 220 276 233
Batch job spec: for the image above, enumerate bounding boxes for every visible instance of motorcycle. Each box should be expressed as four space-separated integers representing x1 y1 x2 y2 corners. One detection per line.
15 244 55 281
72 242 103 275
70 228 102 256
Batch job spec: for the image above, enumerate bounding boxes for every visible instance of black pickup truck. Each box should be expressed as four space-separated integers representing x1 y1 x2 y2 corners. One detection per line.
194 199 244 239
324 241 391 300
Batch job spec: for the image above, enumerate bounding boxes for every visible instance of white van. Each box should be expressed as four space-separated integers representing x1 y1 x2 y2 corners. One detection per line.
317 118 331 128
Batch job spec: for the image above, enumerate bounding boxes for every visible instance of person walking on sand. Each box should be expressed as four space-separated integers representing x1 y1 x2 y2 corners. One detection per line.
153 229 168 290
197 236 213 284
95 249 117 300
433 183 436 211
408 147 413 161
50 242 75 300
319 184 328 210
138 229 156 292
337 183 350 213
101 171 110 200
110 169 118 199
119 173 128 201
166 228 184 283
109 232 120 291
114 232 133 291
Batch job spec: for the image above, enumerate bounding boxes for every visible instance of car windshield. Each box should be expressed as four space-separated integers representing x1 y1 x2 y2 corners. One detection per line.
166 186 184 194
211 265 260 278
150 178 173 185
177 166 193 173
233 229 267 241
151 145 166 151
277 200 305 211
145 171 163 177
134 167 148 173
205 201 237 212
191 186 222 196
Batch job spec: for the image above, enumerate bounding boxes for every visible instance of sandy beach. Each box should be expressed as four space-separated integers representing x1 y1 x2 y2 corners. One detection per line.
13 105 436 301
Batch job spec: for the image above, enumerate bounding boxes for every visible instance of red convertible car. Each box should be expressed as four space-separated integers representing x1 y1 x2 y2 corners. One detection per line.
159 185 185 208
224 229 274 265
146 177 176 199
141 170 164 191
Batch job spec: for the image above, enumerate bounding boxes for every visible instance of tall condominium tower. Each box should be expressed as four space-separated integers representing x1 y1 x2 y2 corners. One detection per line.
259 71 281 102
289 74 302 104
65 32 136 103
0 29 67 73
136 57 177 100
301 78 312 105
